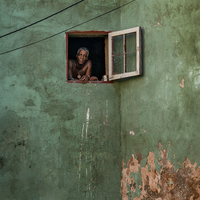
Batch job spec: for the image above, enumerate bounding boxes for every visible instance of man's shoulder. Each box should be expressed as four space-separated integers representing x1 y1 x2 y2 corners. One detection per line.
68 59 76 65
86 60 91 65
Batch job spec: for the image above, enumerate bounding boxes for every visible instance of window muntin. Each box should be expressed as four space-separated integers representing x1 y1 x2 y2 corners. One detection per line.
108 27 142 81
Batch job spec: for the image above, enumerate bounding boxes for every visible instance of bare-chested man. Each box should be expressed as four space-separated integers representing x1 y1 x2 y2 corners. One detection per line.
68 47 98 83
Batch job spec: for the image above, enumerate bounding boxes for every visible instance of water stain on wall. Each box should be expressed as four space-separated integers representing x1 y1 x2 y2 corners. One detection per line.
121 145 200 200
24 99 35 106
41 99 78 121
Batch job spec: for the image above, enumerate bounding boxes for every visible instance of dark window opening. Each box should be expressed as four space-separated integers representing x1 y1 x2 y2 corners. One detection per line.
66 31 112 83
68 37 105 81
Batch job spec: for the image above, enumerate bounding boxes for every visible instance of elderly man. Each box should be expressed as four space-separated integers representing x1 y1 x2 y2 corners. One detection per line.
68 47 98 83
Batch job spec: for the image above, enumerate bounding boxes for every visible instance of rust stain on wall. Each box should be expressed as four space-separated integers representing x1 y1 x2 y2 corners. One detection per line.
121 147 200 200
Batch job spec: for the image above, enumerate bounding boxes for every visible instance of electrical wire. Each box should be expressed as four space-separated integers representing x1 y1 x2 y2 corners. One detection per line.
0 0 135 56
0 0 85 39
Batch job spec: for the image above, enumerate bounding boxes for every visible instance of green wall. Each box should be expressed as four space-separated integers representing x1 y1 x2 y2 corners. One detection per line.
1 0 200 199
120 0 200 199
0 1 122 199
120 0 200 166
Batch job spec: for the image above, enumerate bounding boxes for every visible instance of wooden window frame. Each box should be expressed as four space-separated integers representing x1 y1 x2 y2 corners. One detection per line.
108 27 142 81
65 31 113 83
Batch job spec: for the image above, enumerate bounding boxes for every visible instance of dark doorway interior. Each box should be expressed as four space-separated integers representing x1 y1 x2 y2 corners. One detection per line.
68 37 105 80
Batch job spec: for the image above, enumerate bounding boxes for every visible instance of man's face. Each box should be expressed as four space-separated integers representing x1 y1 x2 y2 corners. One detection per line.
76 50 88 64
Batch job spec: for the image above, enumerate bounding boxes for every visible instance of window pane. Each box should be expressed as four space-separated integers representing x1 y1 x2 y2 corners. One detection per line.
126 52 136 72
113 55 124 74
113 35 123 55
108 27 142 80
126 32 136 53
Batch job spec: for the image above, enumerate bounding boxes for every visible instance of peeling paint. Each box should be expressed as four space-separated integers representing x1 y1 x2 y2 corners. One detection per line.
129 131 135 136
179 78 185 88
121 147 200 200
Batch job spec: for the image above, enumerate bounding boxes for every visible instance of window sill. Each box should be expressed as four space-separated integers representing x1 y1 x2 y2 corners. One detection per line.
66 80 113 84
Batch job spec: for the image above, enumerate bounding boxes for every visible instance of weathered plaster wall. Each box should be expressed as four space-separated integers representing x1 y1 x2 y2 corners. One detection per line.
120 0 200 199
0 1 122 199
2 0 200 199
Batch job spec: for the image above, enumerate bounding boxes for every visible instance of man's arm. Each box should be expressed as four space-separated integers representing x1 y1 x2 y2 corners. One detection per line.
80 60 92 83
68 59 80 80
68 59 74 80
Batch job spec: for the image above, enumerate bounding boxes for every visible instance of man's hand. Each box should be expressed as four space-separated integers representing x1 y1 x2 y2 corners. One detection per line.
89 76 98 81
80 75 90 84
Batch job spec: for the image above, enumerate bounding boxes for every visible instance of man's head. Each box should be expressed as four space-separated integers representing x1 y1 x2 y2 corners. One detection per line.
76 47 89 64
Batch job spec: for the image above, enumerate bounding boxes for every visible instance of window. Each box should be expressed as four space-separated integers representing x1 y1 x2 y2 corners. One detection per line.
65 27 142 83
66 31 110 83
108 27 142 80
